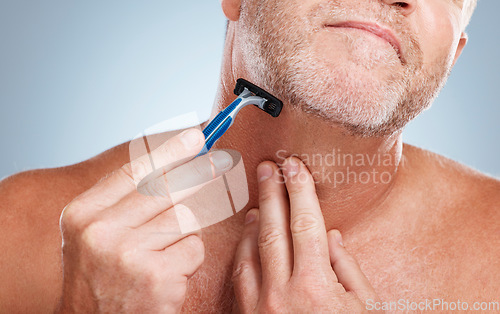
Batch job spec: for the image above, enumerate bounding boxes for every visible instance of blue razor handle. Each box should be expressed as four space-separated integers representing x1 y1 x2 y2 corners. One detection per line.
195 98 242 157
194 80 283 158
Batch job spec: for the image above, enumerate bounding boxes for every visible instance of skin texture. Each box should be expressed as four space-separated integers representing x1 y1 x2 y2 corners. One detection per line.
0 0 499 313
231 158 380 313
231 0 467 135
54 130 235 313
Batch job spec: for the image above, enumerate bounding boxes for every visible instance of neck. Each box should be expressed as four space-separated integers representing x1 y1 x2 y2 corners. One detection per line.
209 83 403 233
205 28 405 232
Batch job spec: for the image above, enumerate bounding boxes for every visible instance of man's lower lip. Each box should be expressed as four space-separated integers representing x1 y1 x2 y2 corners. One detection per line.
324 26 404 64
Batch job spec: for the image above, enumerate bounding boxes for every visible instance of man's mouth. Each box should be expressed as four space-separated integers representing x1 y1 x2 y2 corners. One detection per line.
324 21 405 64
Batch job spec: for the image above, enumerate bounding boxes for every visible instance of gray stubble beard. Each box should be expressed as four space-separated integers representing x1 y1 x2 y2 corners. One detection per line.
238 0 452 137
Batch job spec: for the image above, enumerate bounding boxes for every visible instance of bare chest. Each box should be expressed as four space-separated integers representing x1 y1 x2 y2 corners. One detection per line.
182 224 498 313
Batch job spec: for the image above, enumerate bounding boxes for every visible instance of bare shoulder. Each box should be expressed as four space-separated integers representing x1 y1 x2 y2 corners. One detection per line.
0 142 129 312
401 144 500 296
401 143 500 209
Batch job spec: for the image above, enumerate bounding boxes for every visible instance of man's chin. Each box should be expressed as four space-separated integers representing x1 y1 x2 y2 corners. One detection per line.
290 90 403 137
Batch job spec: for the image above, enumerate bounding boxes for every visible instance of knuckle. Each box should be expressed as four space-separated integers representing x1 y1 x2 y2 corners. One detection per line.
258 226 284 249
119 162 135 180
121 159 150 183
231 260 253 282
185 234 204 249
190 159 209 177
118 247 140 269
156 131 202 165
293 267 317 280
157 138 183 159
140 177 170 198
183 235 205 260
262 293 284 314
147 192 171 208
258 189 277 204
290 212 320 234
153 214 178 234
287 184 311 198
81 220 110 251
59 201 81 229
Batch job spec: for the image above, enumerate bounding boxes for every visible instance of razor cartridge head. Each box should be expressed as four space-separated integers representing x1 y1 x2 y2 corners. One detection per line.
234 78 283 118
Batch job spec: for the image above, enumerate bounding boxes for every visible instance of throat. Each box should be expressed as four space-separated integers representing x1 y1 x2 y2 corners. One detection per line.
212 101 404 232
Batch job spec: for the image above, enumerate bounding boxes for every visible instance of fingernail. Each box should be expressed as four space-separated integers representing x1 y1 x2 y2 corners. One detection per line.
210 151 233 171
180 129 201 148
245 209 258 224
283 158 299 178
257 163 273 182
334 230 344 247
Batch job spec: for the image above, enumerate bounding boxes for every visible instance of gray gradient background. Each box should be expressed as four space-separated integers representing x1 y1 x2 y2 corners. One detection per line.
1 1 498 179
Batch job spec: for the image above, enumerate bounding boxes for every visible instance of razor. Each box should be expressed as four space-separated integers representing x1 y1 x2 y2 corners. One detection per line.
196 78 283 157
